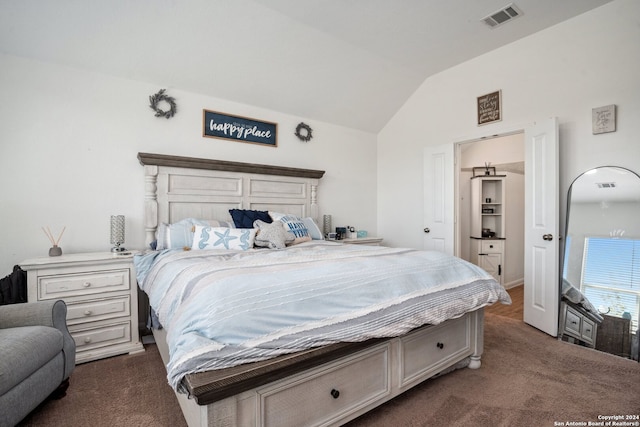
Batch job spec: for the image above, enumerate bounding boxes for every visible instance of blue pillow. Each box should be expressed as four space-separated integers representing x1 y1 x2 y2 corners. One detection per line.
229 209 272 228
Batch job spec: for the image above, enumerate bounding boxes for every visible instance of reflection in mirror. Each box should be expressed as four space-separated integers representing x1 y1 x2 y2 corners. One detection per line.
561 166 640 360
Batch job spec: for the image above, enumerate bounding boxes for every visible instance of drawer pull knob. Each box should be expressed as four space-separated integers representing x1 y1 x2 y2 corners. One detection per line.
437 342 444 349
571 321 578 325
84 337 92 344
330 389 340 399
585 329 591 333
83 282 91 287
84 310 92 316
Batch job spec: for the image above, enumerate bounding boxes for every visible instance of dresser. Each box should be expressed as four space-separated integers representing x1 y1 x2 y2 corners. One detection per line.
21 252 144 363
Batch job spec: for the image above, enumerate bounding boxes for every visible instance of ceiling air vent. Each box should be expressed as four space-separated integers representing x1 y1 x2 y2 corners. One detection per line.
482 3 523 28
596 182 616 189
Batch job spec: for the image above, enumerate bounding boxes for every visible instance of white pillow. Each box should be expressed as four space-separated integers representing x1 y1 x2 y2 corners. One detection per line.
302 217 324 240
156 218 235 250
192 226 256 251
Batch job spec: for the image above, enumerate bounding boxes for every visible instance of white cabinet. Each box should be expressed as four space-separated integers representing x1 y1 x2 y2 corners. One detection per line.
21 252 144 363
470 240 504 285
470 175 505 286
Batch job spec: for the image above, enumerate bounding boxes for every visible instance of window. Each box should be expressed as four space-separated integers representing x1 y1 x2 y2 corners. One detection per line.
581 237 640 333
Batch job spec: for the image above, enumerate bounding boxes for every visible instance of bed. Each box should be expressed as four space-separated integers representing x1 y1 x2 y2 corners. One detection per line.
136 152 510 427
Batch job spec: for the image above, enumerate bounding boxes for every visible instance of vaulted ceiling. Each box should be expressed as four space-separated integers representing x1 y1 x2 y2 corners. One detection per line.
0 0 613 132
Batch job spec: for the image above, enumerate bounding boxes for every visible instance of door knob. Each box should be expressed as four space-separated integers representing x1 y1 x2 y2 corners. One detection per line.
542 234 553 241
424 228 430 233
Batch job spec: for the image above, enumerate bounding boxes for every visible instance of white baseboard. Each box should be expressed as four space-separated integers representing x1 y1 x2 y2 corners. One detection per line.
504 279 524 289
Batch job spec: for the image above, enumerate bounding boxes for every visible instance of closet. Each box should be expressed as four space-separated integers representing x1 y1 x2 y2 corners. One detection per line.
457 133 525 290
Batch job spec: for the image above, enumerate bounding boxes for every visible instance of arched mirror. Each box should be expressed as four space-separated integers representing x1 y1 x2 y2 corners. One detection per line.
560 166 640 360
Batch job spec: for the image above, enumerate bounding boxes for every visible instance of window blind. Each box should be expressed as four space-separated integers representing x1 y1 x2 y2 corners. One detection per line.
581 237 640 333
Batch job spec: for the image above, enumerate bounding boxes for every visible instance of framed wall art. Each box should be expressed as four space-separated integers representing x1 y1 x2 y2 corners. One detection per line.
477 90 502 126
592 104 616 134
203 110 278 147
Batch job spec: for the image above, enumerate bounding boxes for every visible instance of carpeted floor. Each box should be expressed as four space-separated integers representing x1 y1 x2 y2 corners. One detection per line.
19 312 640 426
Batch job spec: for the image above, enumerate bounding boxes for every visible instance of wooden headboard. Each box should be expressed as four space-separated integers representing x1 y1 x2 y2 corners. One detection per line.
138 153 325 248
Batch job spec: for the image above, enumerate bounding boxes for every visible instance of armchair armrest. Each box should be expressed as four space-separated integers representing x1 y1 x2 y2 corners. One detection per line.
0 300 65 329
0 300 76 379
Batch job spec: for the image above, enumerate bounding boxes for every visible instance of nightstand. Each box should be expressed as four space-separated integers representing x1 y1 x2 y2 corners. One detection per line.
340 237 384 246
558 300 599 348
20 252 144 364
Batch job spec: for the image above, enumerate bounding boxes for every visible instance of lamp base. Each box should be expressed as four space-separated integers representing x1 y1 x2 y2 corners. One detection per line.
111 245 126 253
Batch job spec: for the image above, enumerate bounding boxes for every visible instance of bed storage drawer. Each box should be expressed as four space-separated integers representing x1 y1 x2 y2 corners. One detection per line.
258 343 391 427
399 315 471 388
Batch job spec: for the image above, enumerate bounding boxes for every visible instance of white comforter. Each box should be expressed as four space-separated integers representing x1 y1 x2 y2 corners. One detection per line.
135 241 510 391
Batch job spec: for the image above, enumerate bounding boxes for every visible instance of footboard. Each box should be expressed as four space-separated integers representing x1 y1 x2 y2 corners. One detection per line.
153 309 484 427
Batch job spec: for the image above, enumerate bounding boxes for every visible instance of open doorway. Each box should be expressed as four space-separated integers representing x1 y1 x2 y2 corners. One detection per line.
456 132 525 317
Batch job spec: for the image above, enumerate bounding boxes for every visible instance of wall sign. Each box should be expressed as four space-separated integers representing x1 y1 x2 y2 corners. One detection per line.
592 104 616 134
203 110 277 147
477 90 502 126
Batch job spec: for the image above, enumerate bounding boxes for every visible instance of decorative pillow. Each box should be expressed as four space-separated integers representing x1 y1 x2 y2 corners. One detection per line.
156 218 211 250
254 220 295 249
269 212 312 245
302 217 324 240
192 226 256 251
229 209 272 228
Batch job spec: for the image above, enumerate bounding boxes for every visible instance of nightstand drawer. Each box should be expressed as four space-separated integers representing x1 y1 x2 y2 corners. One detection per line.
480 240 503 253
38 269 130 300
66 296 131 325
581 317 596 344
563 305 582 336
70 320 132 352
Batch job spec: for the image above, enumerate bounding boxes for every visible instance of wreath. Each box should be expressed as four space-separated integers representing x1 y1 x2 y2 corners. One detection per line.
295 122 313 142
149 89 177 119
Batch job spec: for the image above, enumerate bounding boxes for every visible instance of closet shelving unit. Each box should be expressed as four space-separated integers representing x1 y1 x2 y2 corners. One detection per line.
469 174 506 286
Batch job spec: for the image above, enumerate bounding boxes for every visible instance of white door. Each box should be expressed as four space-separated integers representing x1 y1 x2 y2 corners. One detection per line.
423 144 454 255
523 117 559 336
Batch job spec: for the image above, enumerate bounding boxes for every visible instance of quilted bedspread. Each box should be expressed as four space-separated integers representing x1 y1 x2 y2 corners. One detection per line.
135 241 510 392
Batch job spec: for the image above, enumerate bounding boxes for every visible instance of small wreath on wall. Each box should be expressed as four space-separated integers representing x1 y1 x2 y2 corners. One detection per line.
295 122 313 142
149 89 177 119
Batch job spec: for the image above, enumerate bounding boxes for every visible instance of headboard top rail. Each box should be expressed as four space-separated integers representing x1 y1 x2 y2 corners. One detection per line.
138 152 325 179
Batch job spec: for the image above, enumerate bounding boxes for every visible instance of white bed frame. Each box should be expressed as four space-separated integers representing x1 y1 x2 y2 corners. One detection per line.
138 152 484 427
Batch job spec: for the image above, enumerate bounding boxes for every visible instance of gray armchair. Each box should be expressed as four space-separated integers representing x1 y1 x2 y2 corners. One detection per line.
0 300 75 427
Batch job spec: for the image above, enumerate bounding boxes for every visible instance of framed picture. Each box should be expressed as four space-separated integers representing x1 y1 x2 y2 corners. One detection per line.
203 110 278 147
477 90 502 126
592 104 616 134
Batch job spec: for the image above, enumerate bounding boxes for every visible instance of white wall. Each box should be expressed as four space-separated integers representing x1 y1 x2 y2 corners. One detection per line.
377 0 640 251
0 55 377 274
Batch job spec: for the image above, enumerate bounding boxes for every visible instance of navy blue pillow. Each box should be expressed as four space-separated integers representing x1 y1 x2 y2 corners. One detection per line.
229 209 272 228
